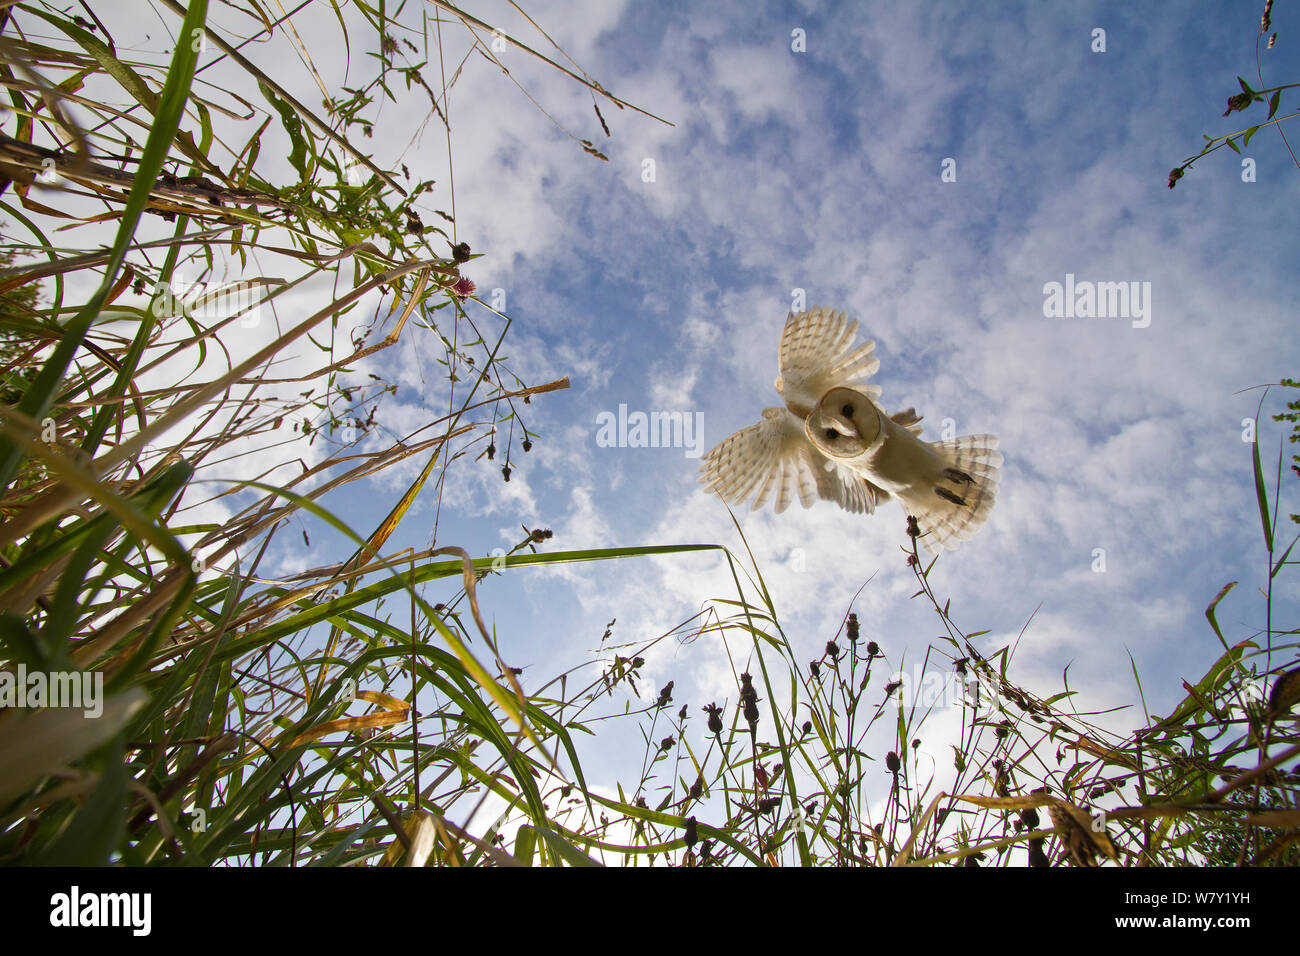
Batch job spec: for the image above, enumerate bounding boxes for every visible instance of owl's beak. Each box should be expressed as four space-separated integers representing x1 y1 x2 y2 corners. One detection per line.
834 416 860 439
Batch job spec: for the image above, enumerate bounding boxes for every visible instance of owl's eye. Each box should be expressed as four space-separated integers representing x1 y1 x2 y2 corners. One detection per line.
824 428 837 440
841 404 854 417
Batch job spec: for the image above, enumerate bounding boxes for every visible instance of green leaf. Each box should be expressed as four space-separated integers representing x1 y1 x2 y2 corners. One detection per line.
1225 136 1241 154
1252 407 1274 552
1242 125 1260 147
1269 89 1281 119
1204 581 1236 641
36 734 129 865
514 824 537 866
0 613 56 670
1273 530 1300 579
195 99 213 157
536 825 603 867
258 79 310 180
1238 76 1255 96
1155 637 1250 729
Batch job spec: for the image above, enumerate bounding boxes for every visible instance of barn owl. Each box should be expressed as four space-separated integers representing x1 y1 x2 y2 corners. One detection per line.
698 307 1002 553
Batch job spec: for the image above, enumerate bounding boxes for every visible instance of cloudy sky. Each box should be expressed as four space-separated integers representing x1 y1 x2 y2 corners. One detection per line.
32 0 1298 807
365 0 1299 779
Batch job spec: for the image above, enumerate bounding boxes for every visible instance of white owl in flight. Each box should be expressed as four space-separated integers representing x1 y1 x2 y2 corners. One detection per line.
698 307 1002 553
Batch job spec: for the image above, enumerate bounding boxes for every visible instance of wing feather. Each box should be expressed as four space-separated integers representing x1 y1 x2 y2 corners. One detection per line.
904 435 1003 554
776 307 882 414
699 407 884 514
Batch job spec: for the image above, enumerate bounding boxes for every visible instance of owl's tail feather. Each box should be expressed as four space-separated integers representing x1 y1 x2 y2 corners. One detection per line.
908 435 1003 554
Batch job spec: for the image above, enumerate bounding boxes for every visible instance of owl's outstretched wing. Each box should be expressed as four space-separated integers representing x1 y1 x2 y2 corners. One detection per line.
775 307 883 415
699 406 884 514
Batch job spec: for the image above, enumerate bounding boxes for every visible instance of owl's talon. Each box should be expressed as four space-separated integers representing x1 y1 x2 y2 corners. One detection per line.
935 486 968 506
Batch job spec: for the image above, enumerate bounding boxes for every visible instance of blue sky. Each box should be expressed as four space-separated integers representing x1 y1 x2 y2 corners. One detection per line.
24 0 1297 817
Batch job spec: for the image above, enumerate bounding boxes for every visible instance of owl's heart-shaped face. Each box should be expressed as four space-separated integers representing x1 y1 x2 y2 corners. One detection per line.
805 387 881 459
